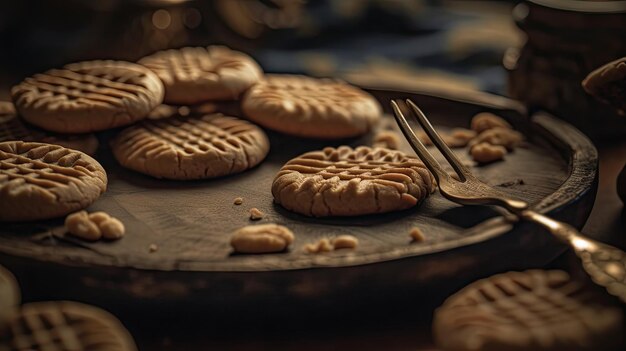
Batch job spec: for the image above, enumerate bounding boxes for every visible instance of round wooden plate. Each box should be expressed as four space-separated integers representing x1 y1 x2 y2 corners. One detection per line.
0 87 597 312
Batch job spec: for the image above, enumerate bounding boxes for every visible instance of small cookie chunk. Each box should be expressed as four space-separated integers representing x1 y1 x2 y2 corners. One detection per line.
469 127 524 151
305 238 334 254
100 217 125 240
470 112 512 133
583 57 626 114
230 224 294 254
0 265 20 327
470 142 506 164
65 211 102 241
111 113 269 180
331 235 359 250
139 46 262 104
433 270 623 351
233 197 244 205
65 210 125 241
0 141 107 222
272 146 434 217
0 301 138 351
373 130 402 150
409 227 426 242
0 101 99 155
249 207 264 220
11 60 164 133
242 74 381 139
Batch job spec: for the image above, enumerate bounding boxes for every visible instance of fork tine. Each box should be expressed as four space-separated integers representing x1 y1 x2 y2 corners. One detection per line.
405 99 471 181
391 100 447 183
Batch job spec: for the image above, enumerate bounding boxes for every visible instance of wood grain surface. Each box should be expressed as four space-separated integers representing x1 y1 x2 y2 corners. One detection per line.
0 88 598 312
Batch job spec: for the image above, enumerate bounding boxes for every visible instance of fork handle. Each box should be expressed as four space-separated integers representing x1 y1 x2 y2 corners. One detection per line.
521 210 626 303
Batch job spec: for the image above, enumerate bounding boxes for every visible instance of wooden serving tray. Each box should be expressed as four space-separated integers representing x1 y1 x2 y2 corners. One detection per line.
0 87 598 313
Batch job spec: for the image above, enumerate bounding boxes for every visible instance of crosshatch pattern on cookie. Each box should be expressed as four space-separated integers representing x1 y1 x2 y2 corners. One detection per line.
112 114 269 180
0 302 136 351
433 270 623 351
0 141 107 221
272 146 434 217
139 46 262 103
242 75 381 138
11 61 163 133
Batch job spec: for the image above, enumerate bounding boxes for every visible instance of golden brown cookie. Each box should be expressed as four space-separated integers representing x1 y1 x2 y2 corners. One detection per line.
11 60 164 133
272 146 434 217
0 301 137 351
583 57 626 114
0 265 20 328
139 46 262 104
0 101 98 155
0 141 107 222
111 113 269 180
433 270 623 351
242 74 382 139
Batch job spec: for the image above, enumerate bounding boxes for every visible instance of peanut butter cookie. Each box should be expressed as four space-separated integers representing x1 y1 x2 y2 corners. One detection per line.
0 301 137 351
12 60 163 133
433 270 623 351
139 46 262 104
112 113 269 180
0 141 107 221
242 74 381 139
272 146 434 217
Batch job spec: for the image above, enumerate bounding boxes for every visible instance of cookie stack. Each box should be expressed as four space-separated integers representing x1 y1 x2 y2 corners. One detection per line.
1 44 405 222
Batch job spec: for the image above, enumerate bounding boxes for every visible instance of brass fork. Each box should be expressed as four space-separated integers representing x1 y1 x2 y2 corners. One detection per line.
391 98 626 303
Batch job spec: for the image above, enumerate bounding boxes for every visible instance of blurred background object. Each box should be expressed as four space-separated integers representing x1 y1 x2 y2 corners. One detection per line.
0 0 522 101
506 0 626 140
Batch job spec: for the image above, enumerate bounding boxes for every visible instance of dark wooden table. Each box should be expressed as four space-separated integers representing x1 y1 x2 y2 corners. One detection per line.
126 140 625 351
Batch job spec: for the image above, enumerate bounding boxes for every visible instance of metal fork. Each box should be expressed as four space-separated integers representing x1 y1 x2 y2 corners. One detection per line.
391 98 626 303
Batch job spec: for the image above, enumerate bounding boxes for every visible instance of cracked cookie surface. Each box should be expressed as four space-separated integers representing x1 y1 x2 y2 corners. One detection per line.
139 46 262 104
0 301 137 351
0 101 98 155
0 141 107 222
111 113 269 180
272 146 434 217
11 60 164 133
242 74 381 139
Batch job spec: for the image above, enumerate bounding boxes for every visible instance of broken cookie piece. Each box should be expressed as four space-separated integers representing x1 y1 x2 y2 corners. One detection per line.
470 142 506 164
469 127 523 151
305 238 334 254
470 112 512 133
230 224 294 254
65 210 125 241
331 235 359 250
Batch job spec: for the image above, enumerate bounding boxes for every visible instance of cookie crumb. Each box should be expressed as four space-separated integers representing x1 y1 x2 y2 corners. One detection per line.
305 238 334 254
410 227 426 242
149 244 159 253
469 127 523 151
249 207 264 220
470 142 507 164
233 197 243 205
332 235 359 250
